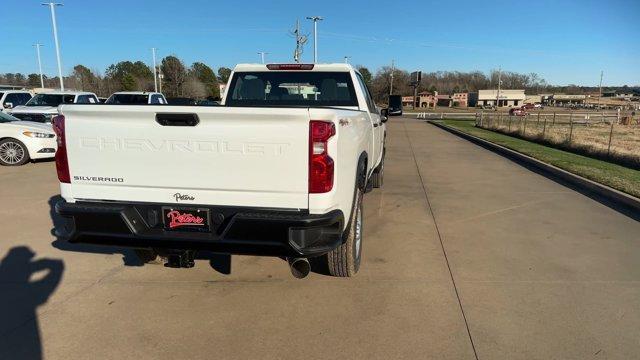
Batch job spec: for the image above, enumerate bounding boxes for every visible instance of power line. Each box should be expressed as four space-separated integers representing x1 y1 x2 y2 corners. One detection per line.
290 20 308 63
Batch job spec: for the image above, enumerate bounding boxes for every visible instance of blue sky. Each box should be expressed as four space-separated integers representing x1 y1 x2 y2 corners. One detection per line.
2 0 639 86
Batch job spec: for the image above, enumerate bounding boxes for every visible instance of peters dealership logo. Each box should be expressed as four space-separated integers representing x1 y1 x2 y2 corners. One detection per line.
166 210 204 229
173 193 195 202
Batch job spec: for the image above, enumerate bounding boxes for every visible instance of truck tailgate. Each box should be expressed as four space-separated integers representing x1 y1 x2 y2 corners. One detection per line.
61 105 310 209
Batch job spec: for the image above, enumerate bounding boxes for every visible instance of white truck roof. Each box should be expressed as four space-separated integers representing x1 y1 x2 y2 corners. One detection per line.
1 90 31 94
110 91 163 95
39 91 96 96
233 63 355 72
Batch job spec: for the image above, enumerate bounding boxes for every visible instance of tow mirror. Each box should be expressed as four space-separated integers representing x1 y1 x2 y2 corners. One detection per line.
4 102 13 109
380 108 389 123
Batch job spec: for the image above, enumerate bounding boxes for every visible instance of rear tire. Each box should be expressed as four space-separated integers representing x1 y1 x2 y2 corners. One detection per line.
0 138 30 166
327 187 363 277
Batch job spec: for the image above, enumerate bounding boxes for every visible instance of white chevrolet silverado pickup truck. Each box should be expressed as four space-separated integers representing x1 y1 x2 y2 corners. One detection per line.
54 63 387 278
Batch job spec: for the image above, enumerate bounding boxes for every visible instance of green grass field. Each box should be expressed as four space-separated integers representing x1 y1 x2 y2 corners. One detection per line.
439 119 640 198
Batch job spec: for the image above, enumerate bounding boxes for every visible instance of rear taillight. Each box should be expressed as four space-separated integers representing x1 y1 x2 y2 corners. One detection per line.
309 121 335 193
52 115 70 183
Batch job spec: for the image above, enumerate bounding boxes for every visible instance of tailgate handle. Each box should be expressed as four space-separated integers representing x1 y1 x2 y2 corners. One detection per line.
155 113 199 127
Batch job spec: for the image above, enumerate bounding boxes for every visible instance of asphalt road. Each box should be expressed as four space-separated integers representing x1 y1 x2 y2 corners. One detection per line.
0 117 638 359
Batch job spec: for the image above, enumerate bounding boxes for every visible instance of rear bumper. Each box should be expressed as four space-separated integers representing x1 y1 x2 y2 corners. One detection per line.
55 200 344 257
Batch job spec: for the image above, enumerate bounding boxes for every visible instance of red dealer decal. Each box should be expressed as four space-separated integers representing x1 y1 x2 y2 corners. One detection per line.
166 210 205 229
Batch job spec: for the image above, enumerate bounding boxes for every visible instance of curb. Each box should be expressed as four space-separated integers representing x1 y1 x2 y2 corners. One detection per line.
428 120 640 219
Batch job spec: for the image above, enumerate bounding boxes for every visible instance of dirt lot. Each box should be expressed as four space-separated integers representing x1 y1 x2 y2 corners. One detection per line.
1 118 639 359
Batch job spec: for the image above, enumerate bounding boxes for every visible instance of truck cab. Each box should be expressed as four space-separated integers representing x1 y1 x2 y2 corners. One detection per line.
0 90 33 112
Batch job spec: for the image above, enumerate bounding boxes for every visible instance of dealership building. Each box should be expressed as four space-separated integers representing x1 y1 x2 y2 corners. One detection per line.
468 89 526 107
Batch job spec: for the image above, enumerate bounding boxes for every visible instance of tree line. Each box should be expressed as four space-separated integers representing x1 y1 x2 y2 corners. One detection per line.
1 60 637 102
355 66 638 104
0 55 232 99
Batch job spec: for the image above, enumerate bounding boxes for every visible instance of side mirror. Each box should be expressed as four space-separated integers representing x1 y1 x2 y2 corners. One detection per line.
380 108 389 123
4 102 13 109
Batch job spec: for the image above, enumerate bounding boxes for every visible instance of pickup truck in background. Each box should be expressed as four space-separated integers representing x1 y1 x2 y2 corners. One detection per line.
106 91 168 105
388 95 403 116
10 91 99 124
54 63 387 278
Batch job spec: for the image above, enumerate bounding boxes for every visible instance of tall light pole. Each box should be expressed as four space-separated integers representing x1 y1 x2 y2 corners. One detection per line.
151 47 158 92
344 56 351 64
42 3 64 90
597 70 604 110
33 43 45 88
390 60 395 95
495 67 502 109
258 51 268 64
306 16 323 63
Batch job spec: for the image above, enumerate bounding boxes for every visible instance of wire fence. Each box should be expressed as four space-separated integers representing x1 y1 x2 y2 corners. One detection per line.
416 110 640 168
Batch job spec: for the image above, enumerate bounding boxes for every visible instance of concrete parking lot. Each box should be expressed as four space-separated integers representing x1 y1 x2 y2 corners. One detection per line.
0 117 638 360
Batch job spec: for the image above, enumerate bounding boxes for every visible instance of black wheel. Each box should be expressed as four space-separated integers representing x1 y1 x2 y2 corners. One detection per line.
327 187 363 277
371 156 384 188
134 248 160 264
0 138 30 166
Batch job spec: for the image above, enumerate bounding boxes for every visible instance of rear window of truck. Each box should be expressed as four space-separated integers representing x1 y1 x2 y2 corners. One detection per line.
226 72 358 107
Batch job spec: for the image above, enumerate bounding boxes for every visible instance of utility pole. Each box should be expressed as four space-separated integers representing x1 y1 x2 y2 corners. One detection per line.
291 20 308 63
42 2 64 90
151 47 158 92
597 70 603 110
495 67 502 110
344 56 351 64
258 52 268 64
390 60 395 95
158 73 163 94
306 16 323 63
33 43 45 88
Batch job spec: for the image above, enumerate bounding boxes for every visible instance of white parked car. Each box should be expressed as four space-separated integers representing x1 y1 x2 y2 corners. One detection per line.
9 91 99 123
0 90 33 112
54 63 387 278
0 111 56 166
105 91 167 105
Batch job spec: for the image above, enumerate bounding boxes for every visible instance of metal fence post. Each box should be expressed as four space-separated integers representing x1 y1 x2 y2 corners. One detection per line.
508 115 512 132
569 113 574 143
607 119 615 156
552 112 556 126
523 114 528 135
542 115 547 138
480 111 484 127
441 112 444 120
537 111 540 125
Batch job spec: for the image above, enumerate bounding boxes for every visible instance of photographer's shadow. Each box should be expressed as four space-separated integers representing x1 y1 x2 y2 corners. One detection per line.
0 246 64 359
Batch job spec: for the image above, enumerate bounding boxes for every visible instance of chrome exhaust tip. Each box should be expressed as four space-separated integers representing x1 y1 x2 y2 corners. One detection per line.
288 257 311 279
